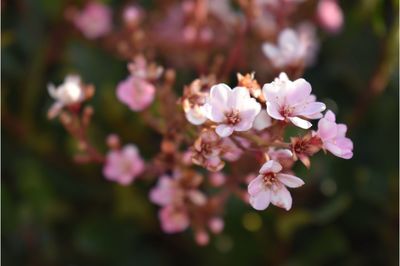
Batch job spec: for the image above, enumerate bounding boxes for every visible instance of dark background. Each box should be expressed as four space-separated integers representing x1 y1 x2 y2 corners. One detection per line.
2 0 399 265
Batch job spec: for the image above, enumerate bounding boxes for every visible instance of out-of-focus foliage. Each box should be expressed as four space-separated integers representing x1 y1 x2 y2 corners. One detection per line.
2 0 398 265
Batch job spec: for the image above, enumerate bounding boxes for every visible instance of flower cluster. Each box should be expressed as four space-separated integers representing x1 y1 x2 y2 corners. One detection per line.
49 0 351 246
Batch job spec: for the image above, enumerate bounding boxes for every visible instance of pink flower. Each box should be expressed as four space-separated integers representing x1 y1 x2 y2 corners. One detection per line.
317 0 344 34
262 72 326 129
149 175 184 207
116 76 155 111
205 84 261 137
315 110 353 159
103 145 145 185
159 206 189 233
262 25 318 68
248 160 304 211
73 2 112 39
208 217 224 234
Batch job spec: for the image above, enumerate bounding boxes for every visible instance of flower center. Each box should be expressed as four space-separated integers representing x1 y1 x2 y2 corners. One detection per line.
225 110 241 125
280 106 293 118
262 172 277 186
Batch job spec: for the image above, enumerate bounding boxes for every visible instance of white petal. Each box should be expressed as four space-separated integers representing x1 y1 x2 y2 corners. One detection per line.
289 116 312 129
215 124 234 137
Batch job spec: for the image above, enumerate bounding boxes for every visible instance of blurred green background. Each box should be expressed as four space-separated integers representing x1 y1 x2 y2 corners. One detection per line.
2 0 399 265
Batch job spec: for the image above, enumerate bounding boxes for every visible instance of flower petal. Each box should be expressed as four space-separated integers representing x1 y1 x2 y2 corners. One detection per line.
270 185 292 211
267 101 284 120
259 160 282 174
215 124 234 137
277 174 305 188
289 116 312 129
249 190 271 211
285 78 312 106
248 176 264 196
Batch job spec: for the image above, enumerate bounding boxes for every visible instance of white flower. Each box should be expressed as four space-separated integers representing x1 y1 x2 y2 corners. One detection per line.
205 84 261 137
262 73 325 129
47 75 84 119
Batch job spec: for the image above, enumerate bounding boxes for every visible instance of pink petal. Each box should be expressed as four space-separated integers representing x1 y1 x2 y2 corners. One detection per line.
285 79 312 106
295 102 326 117
228 87 250 109
279 28 299 50
324 110 336 122
249 190 271 211
270 185 292 211
336 124 348 137
259 160 282 174
248 176 264 196
262 43 281 62
253 110 272 130
317 118 337 140
267 102 285 120
289 116 312 129
277 174 305 188
215 124 234 137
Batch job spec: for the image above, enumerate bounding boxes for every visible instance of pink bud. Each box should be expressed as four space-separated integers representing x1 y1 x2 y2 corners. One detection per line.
208 217 224 234
317 0 344 34
195 230 209 246
106 134 120 149
209 172 226 187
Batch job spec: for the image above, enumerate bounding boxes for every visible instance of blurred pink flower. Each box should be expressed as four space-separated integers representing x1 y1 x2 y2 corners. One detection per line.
248 160 304 211
195 230 210 246
262 72 325 129
159 206 189 233
73 2 112 39
208 217 224 234
315 110 353 159
205 84 261 137
103 145 144 185
317 0 344 34
262 25 318 68
149 175 184 207
116 76 155 111
123 5 142 26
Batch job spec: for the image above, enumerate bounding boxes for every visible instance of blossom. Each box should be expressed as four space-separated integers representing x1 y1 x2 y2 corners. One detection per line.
103 145 145 185
159 206 189 233
317 0 343 34
248 160 304 211
262 25 318 68
262 72 326 129
47 75 84 119
72 2 112 39
205 84 261 137
116 76 155 111
315 110 353 159
150 171 206 207
149 175 184 207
